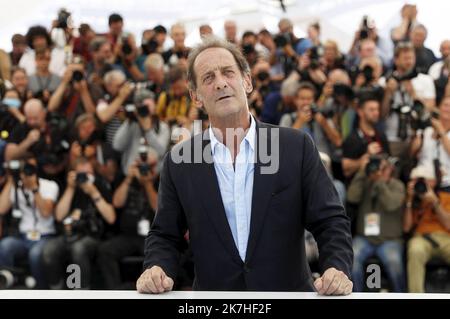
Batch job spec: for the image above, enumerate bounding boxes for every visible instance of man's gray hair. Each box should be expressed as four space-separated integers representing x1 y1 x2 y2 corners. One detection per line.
103 69 126 85
187 36 250 91
280 76 301 98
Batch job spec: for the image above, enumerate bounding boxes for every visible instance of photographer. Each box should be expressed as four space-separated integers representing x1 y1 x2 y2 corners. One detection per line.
5 99 70 185
70 114 119 185
248 60 275 117
342 96 390 180
410 24 436 74
162 23 190 69
260 75 299 125
347 156 406 292
391 4 419 44
10 67 32 105
156 66 193 127
97 153 157 289
296 46 327 91
411 96 450 190
322 40 345 74
19 25 66 77
114 89 170 175
381 42 435 161
47 58 97 119
86 37 115 86
142 53 167 100
0 158 59 289
404 165 450 293
95 70 133 145
280 82 342 158
42 157 115 289
318 69 356 140
272 18 301 77
28 48 61 105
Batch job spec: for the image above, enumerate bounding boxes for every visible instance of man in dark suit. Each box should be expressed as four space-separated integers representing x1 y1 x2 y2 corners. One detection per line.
137 37 353 295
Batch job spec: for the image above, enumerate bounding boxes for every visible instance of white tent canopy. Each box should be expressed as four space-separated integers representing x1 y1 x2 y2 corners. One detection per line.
0 0 448 55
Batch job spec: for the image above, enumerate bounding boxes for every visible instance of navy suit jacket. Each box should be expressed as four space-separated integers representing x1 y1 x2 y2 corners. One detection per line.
143 120 353 291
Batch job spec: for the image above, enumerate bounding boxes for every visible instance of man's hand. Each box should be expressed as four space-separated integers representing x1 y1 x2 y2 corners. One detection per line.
367 142 382 155
136 266 174 294
22 173 38 190
26 129 41 145
314 267 353 295
67 171 77 189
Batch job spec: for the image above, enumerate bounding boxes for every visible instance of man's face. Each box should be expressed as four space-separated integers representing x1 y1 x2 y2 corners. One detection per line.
395 50 416 72
13 42 26 54
109 21 123 36
11 71 28 90
411 28 426 48
360 100 380 126
36 51 51 71
440 41 450 59
171 26 185 48
360 41 376 59
171 79 187 98
224 22 237 41
25 107 46 129
97 43 112 63
191 47 252 119
32 36 48 51
78 120 96 141
294 89 314 110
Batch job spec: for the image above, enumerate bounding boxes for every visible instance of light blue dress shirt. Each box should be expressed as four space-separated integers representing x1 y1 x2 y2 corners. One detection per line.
209 116 256 261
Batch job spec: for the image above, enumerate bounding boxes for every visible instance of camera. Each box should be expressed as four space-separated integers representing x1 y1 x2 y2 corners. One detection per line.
309 46 322 70
242 44 255 55
414 178 428 195
72 70 84 82
274 33 291 48
360 65 374 84
22 163 37 176
76 172 88 185
256 71 270 82
138 138 150 176
359 15 370 40
310 104 335 119
333 83 354 101
365 155 382 176
56 8 71 29
142 38 159 55
121 36 133 55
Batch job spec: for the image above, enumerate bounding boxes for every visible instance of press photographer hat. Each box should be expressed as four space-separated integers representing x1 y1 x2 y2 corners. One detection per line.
410 165 435 180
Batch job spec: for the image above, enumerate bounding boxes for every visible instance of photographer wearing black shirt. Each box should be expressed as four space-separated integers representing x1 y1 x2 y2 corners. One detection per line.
42 157 115 289
5 99 70 186
97 153 157 289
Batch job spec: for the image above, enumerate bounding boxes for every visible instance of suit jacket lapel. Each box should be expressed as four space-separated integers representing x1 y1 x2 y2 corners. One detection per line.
245 121 279 262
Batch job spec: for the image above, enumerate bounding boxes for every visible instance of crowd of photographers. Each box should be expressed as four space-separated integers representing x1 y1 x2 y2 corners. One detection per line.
0 4 449 292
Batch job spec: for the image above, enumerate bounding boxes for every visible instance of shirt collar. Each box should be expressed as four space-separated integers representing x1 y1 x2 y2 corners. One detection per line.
209 114 256 155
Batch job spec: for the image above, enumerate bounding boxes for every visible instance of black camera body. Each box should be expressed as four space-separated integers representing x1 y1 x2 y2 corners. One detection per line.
310 104 335 119
56 9 71 29
72 70 84 82
274 33 291 48
365 156 382 176
309 46 321 70
75 172 88 185
121 36 133 55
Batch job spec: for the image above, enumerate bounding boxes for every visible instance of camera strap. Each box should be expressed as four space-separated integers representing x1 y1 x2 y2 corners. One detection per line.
20 184 38 230
434 140 443 190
